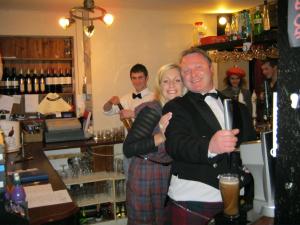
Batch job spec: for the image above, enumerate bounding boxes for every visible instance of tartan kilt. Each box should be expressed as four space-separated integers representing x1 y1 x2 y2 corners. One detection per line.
164 198 223 225
126 157 171 225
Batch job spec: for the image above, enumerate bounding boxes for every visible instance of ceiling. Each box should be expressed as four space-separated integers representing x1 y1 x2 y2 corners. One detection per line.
0 0 264 14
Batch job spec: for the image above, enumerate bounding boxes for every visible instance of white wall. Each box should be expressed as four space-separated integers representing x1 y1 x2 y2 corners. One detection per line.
91 8 217 130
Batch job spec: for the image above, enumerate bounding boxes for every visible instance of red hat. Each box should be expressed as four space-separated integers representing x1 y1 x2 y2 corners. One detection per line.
226 66 245 78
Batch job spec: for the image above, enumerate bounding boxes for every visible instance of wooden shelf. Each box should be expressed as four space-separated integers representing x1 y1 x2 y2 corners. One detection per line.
63 171 125 186
198 39 244 51
76 193 113 207
2 57 73 61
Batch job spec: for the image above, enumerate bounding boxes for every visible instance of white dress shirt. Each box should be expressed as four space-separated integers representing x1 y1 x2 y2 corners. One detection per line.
168 88 224 202
103 88 154 115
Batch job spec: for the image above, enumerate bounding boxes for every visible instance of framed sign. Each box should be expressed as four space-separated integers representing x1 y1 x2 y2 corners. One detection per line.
288 0 300 47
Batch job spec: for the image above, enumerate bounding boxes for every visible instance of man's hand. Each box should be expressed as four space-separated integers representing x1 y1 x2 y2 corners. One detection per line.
120 109 135 119
103 96 120 112
208 129 240 154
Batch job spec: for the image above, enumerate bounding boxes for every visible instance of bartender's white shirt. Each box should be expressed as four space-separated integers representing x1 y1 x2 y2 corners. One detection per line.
168 89 224 202
103 88 154 115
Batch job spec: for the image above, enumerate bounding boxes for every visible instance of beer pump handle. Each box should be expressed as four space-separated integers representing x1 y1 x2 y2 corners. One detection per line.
224 99 233 130
224 99 233 168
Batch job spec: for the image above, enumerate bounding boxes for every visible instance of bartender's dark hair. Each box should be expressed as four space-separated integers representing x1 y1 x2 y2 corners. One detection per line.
180 47 212 66
261 58 278 68
130 63 148 78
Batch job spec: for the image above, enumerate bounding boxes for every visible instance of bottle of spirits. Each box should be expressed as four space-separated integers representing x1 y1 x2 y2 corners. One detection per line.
192 21 206 46
39 68 46 94
263 0 270 31
19 68 25 95
117 103 133 131
11 173 26 216
253 6 263 36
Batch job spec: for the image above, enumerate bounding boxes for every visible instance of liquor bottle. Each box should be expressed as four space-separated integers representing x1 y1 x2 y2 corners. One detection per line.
11 173 26 215
253 6 263 36
3 67 11 95
32 68 40 94
230 15 238 40
192 21 206 46
25 68 32 94
263 0 270 31
19 68 25 95
240 10 252 39
11 67 19 95
39 68 46 94
45 68 52 93
117 103 133 131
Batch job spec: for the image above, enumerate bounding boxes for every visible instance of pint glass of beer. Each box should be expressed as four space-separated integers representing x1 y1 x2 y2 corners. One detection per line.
219 173 239 219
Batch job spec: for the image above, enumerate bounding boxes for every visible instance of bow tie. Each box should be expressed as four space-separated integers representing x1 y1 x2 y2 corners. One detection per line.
132 93 142 99
203 92 219 99
194 92 219 101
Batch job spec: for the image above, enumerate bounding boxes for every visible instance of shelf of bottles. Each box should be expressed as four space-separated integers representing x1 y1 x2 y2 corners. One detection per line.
0 66 73 95
197 0 277 52
0 36 74 96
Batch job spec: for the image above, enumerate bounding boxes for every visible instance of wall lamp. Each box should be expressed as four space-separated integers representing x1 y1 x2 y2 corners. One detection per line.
59 0 114 37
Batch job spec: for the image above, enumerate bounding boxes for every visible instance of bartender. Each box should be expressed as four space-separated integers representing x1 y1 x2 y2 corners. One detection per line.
102 63 154 178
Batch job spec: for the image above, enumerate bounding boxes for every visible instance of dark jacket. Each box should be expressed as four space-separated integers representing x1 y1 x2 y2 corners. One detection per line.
162 91 256 189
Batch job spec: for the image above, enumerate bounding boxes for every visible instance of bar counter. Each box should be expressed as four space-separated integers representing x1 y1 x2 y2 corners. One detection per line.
5 142 79 225
3 140 274 225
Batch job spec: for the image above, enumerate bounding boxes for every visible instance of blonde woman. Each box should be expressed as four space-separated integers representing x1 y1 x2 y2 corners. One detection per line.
123 63 184 225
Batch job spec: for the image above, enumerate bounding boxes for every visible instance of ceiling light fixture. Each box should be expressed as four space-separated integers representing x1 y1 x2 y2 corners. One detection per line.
59 0 114 37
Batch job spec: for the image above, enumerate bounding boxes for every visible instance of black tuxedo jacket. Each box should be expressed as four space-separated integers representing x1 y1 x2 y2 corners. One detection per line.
162 91 256 189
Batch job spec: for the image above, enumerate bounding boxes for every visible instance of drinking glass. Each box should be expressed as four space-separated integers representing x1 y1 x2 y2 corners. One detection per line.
219 173 240 219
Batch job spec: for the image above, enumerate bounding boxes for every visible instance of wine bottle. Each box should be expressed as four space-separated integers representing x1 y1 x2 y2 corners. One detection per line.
117 103 133 130
45 68 52 93
52 69 58 93
11 67 19 95
3 67 12 95
19 68 25 95
32 68 40 94
65 68 73 92
25 68 32 94
39 68 46 94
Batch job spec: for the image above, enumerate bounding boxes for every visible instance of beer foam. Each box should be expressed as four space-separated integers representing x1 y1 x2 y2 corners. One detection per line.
220 179 239 184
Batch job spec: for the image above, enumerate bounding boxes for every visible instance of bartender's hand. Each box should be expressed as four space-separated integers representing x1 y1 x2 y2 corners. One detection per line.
103 96 120 112
120 109 135 119
208 129 239 154
109 96 120 105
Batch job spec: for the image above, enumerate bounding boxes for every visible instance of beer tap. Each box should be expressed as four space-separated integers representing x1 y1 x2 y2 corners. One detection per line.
224 99 233 169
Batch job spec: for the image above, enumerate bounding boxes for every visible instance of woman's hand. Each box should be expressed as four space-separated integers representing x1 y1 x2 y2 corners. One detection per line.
159 112 173 134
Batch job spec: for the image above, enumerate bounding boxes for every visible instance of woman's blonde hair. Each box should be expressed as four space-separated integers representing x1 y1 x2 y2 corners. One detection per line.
154 63 184 106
